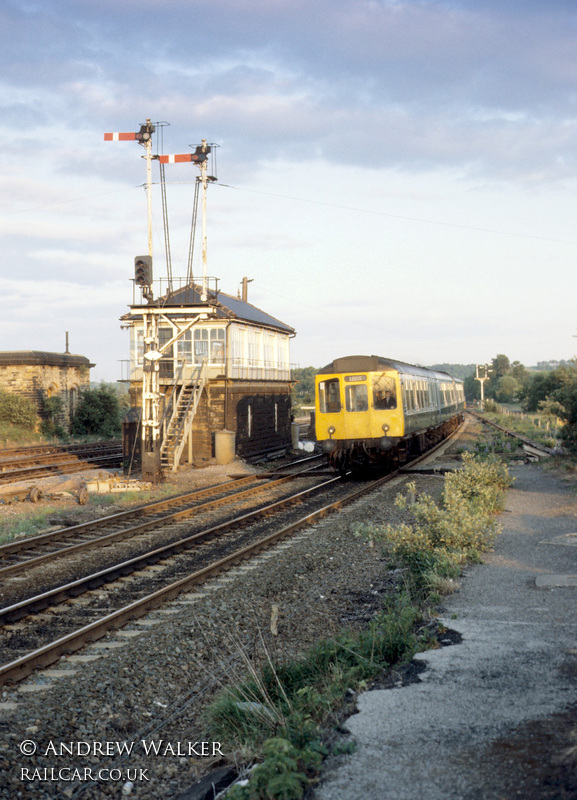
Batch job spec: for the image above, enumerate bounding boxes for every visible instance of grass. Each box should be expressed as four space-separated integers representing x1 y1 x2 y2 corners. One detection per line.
207 593 421 799
480 410 559 451
0 423 43 447
0 508 58 545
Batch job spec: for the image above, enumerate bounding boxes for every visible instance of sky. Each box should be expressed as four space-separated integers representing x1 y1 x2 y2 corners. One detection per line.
2 0 577 382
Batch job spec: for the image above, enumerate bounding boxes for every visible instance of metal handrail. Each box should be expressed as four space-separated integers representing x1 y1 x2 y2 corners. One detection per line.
160 361 207 470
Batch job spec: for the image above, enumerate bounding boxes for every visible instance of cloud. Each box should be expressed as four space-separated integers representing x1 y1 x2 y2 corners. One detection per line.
3 0 577 184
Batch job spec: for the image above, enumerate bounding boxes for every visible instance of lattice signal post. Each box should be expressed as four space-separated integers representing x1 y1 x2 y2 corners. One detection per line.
158 139 214 301
105 124 217 480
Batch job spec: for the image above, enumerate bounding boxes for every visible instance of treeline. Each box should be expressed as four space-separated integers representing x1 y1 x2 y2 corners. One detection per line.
464 354 577 451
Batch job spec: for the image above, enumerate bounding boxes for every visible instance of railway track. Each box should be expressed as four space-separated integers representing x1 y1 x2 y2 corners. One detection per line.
0 434 461 687
0 440 123 486
466 409 554 457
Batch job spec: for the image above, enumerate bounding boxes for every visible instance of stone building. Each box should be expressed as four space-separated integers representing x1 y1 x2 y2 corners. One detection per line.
120 281 295 471
0 350 94 430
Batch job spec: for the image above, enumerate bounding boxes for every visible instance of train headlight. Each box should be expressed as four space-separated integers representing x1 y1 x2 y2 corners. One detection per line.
382 423 390 433
328 426 336 437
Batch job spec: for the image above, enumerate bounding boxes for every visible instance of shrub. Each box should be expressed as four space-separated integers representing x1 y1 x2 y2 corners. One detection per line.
0 389 37 430
354 454 511 594
40 395 66 439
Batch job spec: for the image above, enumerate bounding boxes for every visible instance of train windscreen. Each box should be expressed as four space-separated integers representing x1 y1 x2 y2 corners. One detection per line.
318 378 341 413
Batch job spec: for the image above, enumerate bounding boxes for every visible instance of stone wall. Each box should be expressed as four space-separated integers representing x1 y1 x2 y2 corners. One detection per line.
0 351 94 430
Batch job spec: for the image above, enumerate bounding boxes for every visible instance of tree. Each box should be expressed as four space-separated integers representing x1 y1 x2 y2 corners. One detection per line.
491 354 511 379
291 367 317 407
538 365 577 451
463 374 480 402
71 384 123 438
520 370 563 412
494 375 520 403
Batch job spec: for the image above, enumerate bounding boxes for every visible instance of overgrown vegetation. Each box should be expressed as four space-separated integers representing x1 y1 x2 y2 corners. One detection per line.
71 384 126 438
205 453 511 798
208 593 420 799
0 508 57 547
40 395 66 439
478 410 559 453
354 453 511 602
0 389 38 442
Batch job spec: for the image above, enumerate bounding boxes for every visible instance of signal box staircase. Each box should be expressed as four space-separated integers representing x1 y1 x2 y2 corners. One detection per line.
160 362 207 472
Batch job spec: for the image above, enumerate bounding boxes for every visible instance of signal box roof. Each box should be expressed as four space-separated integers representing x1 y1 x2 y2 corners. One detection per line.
124 283 295 335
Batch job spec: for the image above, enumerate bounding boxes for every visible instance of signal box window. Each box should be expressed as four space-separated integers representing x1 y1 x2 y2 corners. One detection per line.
346 384 368 412
318 379 341 413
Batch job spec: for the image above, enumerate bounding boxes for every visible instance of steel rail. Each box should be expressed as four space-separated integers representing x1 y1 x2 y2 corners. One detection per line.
0 471 320 579
0 453 123 485
466 409 553 455
0 475 342 626
0 439 121 461
0 425 465 687
0 456 324 560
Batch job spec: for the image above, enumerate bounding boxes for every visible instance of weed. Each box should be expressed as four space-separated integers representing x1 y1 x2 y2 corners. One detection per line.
206 594 419 797
354 453 511 598
0 509 56 545
206 452 511 798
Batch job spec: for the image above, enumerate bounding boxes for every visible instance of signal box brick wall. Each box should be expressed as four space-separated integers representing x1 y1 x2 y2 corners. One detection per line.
0 351 93 429
227 383 292 458
125 380 292 467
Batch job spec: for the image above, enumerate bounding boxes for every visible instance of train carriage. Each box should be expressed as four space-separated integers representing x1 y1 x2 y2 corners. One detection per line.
315 355 465 474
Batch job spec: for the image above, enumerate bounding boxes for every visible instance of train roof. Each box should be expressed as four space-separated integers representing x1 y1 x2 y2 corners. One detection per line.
317 355 462 383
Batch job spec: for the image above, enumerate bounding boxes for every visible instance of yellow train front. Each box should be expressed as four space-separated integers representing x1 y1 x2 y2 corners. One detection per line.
314 355 465 474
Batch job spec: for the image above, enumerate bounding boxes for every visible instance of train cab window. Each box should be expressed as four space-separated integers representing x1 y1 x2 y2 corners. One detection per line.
318 379 341 413
373 374 397 409
345 383 368 412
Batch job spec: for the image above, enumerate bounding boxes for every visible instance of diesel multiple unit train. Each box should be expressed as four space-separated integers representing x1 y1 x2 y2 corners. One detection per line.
314 355 465 474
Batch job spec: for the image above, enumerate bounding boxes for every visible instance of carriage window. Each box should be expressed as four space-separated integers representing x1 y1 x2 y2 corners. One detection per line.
346 384 368 412
318 379 341 413
404 381 413 411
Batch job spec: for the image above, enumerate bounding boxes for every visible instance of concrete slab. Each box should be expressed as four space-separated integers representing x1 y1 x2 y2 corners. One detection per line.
540 533 577 546
535 573 577 587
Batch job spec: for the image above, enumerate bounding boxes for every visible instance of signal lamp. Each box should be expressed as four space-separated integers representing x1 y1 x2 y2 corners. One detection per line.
134 255 153 286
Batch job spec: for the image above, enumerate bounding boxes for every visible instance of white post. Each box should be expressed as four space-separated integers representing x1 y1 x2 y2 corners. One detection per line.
144 121 154 259
200 139 208 301
475 364 488 411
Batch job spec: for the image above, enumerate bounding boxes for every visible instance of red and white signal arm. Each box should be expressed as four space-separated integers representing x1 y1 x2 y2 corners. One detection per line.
104 132 138 141
158 153 208 164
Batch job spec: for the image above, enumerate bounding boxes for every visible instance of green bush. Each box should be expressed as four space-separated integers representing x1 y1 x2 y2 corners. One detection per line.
40 395 66 439
354 453 511 594
71 384 123 438
0 389 37 430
